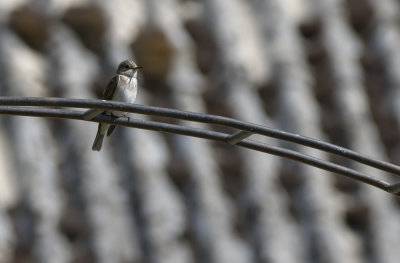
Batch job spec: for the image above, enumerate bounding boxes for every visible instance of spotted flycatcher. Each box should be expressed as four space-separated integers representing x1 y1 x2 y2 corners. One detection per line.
84 59 142 151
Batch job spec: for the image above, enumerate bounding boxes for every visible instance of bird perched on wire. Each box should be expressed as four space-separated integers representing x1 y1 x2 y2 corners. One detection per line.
83 59 142 151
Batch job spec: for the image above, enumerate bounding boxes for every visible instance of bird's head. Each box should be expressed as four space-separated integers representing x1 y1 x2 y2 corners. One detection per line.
116 59 142 77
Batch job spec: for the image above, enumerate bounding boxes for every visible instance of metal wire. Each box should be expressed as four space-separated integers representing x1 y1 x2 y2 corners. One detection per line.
1 96 400 195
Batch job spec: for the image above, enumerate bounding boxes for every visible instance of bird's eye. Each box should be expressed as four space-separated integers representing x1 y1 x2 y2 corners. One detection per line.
124 65 129 68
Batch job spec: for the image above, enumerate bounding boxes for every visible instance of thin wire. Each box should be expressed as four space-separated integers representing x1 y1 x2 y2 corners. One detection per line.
0 104 400 195
0 97 400 195
1 96 400 177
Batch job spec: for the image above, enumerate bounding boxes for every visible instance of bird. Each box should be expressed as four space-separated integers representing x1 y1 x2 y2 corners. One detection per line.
83 59 142 151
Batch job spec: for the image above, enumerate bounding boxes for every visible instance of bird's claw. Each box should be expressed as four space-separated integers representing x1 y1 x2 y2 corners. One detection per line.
114 115 130 121
109 114 119 123
122 115 130 121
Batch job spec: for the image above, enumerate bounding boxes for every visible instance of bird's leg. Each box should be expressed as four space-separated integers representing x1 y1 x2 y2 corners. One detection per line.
121 114 130 121
109 112 130 122
109 113 120 123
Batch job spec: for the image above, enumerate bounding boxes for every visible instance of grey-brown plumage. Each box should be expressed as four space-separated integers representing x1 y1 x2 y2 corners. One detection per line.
85 59 142 151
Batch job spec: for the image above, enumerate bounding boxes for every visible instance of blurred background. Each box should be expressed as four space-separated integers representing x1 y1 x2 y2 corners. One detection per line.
1 0 400 262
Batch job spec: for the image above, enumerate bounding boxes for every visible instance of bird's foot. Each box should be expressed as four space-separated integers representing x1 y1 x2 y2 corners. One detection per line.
121 114 130 121
109 113 120 123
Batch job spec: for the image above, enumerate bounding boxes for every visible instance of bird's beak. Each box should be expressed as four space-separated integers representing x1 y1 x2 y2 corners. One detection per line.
134 66 142 70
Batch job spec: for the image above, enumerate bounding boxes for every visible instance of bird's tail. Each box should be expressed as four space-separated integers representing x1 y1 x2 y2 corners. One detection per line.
92 128 105 151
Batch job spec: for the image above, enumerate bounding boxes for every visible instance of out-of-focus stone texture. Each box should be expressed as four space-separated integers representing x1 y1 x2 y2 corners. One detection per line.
1 0 400 262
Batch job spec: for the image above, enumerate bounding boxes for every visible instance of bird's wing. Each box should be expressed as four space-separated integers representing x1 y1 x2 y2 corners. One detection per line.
102 75 120 135
82 109 104 120
83 75 120 120
107 125 117 136
103 75 120 100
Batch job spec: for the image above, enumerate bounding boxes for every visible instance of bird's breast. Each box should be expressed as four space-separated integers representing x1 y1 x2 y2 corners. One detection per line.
109 76 137 117
112 76 137 104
